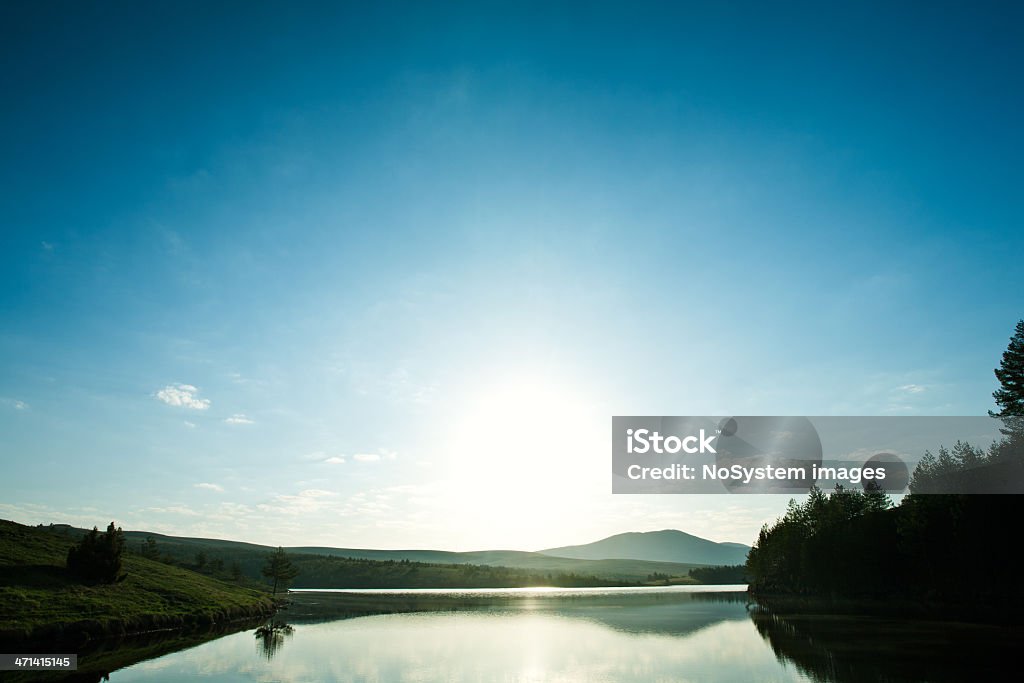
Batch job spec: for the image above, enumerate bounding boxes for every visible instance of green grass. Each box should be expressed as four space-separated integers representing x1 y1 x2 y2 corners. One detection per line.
104 529 710 584
37 523 716 590
0 519 274 643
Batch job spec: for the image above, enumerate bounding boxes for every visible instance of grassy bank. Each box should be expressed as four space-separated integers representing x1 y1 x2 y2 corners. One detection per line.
0 519 275 644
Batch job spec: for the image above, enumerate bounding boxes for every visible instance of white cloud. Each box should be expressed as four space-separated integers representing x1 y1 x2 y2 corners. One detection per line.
224 413 254 425
13 400 27 410
298 489 336 498
194 482 224 493
897 384 926 394
183 421 196 429
354 449 397 463
142 505 201 517
323 456 346 464
256 488 340 517
156 384 211 410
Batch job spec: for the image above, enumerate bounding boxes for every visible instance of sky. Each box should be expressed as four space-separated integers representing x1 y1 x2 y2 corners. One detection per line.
1 1 1022 550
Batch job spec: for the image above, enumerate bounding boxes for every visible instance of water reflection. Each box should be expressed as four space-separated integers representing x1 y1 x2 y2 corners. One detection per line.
284 586 751 636
98 587 1023 683
110 586 805 683
0 619 265 683
750 604 1021 683
254 619 294 661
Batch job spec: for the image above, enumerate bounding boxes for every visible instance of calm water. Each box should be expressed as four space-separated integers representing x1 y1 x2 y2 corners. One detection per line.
95 586 1018 683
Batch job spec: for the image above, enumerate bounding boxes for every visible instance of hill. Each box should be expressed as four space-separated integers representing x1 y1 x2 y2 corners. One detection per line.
540 530 750 566
42 525 736 585
76 529 707 584
0 519 274 643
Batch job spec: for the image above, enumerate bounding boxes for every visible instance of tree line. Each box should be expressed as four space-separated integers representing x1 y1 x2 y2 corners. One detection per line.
746 320 1024 610
64 524 301 596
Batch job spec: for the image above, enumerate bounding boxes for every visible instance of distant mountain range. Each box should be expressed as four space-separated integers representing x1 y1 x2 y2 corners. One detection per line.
541 530 750 566
38 524 750 583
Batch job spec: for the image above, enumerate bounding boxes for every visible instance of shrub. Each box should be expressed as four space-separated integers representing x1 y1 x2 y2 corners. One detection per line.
66 522 126 584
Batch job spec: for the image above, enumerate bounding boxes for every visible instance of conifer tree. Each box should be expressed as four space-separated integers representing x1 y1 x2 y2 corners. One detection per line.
262 547 300 596
990 320 1024 436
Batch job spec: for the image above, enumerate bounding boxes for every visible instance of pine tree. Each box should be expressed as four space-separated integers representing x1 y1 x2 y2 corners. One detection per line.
990 320 1024 436
140 536 159 560
67 522 126 583
863 479 892 512
261 547 300 596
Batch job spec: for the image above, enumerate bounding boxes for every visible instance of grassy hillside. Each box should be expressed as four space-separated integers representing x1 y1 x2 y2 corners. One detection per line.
287 548 705 583
0 520 274 643
541 529 750 565
59 528 710 583
288 556 642 588
41 525 719 586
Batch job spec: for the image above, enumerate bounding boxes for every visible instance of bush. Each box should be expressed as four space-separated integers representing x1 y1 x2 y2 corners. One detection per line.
66 522 126 584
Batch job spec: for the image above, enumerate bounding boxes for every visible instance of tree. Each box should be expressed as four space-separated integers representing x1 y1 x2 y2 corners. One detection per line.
195 551 208 570
862 479 891 512
990 319 1024 436
230 561 243 581
261 547 300 596
140 536 159 560
67 522 126 583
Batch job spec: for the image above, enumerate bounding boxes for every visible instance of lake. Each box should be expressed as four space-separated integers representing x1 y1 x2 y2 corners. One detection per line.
86 586 1018 682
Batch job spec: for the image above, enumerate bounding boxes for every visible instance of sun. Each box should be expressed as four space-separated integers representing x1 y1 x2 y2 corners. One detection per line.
438 373 605 547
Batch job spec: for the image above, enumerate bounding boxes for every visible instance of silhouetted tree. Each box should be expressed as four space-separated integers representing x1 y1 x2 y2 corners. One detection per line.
262 547 300 596
195 551 207 569
747 319 1024 607
67 522 126 583
863 479 891 512
990 319 1024 436
140 536 159 560
991 320 1024 415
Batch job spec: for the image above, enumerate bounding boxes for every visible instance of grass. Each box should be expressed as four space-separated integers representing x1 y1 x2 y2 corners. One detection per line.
0 519 275 643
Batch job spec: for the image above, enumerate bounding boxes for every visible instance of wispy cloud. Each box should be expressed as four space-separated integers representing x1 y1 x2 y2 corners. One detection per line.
194 482 225 493
3 398 28 410
300 451 347 465
897 384 926 394
224 414 254 425
353 449 397 463
142 505 201 517
155 384 210 410
256 488 340 516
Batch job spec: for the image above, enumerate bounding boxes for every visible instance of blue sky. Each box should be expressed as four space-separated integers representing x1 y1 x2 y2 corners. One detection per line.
1 1 1021 549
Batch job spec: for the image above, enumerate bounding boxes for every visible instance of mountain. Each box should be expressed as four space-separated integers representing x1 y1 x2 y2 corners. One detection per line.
540 530 750 566
42 524 744 584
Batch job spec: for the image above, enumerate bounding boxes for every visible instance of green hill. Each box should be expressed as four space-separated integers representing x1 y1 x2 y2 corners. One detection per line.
541 529 750 565
39 525 728 586
284 547 706 582
0 520 274 643
69 529 709 584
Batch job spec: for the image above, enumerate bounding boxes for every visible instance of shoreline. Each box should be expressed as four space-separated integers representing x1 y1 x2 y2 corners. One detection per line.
1 599 277 648
748 590 1022 625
